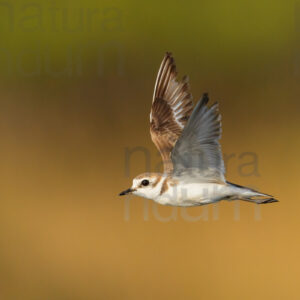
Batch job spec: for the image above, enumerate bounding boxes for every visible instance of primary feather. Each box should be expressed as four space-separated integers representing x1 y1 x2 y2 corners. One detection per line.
171 93 225 182
150 52 193 173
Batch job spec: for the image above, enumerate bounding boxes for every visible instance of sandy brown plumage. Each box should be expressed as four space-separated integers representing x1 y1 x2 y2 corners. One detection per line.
159 177 169 195
150 53 194 173
159 176 179 195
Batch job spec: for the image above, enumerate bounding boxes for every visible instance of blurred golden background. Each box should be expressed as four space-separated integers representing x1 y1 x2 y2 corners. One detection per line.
0 0 299 299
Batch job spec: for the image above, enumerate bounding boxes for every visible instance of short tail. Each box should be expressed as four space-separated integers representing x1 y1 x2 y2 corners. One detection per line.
227 182 279 204
240 196 279 204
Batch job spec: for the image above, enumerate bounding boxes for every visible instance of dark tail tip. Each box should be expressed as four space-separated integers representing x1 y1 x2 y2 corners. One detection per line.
260 198 279 204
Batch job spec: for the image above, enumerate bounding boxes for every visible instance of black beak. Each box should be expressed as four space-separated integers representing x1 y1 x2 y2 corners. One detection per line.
119 188 133 196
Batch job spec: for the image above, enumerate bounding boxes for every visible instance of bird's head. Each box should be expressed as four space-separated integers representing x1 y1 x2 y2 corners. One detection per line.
119 173 163 200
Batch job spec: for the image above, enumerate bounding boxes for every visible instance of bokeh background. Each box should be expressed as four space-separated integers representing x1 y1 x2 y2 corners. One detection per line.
0 0 299 299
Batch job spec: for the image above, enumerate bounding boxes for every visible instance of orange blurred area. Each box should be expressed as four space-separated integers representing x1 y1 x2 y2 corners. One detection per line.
0 0 299 299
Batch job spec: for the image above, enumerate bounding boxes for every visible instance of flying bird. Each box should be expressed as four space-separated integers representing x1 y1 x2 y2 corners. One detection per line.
119 53 278 206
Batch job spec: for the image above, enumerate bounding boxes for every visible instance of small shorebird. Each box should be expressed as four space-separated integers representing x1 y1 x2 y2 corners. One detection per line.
119 53 278 206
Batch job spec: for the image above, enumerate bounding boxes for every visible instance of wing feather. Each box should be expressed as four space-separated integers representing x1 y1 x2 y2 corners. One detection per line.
171 93 225 181
150 53 194 173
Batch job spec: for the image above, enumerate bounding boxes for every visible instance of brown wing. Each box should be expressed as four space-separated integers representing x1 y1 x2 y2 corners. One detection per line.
150 53 194 173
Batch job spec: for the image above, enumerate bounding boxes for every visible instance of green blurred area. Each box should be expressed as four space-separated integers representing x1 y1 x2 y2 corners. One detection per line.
0 0 295 81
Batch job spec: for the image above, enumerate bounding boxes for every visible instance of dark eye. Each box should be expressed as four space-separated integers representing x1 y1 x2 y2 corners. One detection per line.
141 179 149 186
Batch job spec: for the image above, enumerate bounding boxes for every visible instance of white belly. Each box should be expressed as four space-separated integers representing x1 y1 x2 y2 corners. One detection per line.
155 182 231 206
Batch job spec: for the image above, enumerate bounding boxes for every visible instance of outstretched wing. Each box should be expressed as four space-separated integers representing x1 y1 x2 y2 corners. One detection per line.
171 93 225 182
150 53 194 173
